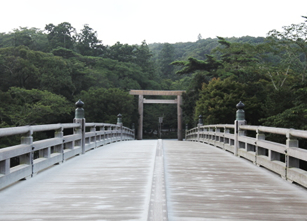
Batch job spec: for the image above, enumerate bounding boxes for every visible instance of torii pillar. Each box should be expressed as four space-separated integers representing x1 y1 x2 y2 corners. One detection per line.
129 90 185 141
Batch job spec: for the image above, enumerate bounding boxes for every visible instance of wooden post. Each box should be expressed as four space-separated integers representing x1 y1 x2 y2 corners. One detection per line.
234 101 246 156
74 100 85 154
177 95 183 141
138 95 143 140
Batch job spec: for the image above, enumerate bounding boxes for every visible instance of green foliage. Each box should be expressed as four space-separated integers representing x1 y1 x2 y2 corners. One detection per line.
262 104 307 130
268 22 307 82
171 56 222 75
0 87 72 126
2 18 307 134
158 43 175 79
79 88 136 126
51 47 79 58
195 77 262 125
75 24 105 56
45 22 76 51
261 82 307 129
143 103 177 139
0 46 76 99
0 46 41 91
0 27 48 52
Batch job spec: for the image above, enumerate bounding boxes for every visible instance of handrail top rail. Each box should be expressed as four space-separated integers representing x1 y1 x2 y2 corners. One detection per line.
0 122 134 138
239 125 307 138
188 123 307 139
200 124 235 129
85 123 132 131
86 122 119 127
0 123 81 137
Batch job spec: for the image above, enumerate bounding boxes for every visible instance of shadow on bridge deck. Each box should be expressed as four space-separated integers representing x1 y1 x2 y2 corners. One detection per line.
1 140 307 220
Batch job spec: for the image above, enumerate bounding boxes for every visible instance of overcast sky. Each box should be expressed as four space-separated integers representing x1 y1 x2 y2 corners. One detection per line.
1 0 307 45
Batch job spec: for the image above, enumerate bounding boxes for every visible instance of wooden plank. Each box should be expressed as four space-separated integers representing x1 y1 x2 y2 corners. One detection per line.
163 140 307 220
0 141 156 220
2 140 307 220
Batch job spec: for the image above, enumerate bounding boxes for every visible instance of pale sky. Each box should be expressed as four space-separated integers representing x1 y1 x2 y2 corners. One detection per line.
1 0 307 46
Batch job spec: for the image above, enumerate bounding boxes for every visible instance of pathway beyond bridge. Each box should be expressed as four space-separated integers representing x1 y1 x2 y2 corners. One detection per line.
1 140 307 220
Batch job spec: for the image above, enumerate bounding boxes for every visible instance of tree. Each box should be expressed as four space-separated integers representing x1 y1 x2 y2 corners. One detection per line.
256 41 297 91
79 88 136 126
158 43 175 79
171 55 222 76
0 46 76 99
106 42 136 63
195 77 262 125
134 40 155 78
45 22 76 50
76 24 105 56
0 27 48 51
268 20 307 82
0 87 72 126
212 37 262 83
0 46 41 91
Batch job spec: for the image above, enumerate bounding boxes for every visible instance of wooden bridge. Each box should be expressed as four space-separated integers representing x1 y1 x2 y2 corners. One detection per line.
1 100 307 220
1 139 307 220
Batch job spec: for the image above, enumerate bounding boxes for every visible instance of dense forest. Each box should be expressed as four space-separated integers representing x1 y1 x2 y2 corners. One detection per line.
0 16 307 140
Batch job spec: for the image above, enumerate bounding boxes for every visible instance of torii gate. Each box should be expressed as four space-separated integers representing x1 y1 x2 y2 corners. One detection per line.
129 90 185 141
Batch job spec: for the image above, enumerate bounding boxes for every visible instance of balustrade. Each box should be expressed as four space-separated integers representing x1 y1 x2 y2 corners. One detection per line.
186 102 307 188
0 101 135 190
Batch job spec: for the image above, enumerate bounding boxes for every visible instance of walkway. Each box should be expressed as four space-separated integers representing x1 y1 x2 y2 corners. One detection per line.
1 140 307 220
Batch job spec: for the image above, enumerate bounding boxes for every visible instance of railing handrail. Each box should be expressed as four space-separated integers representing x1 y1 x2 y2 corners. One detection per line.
0 120 135 190
186 122 307 189
188 124 307 138
0 123 81 137
199 124 235 129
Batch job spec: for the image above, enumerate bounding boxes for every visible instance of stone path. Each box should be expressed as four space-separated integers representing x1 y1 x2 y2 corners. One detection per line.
1 140 307 220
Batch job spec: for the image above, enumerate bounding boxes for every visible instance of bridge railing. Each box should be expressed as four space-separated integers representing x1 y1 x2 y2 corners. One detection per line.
0 100 135 190
186 102 307 188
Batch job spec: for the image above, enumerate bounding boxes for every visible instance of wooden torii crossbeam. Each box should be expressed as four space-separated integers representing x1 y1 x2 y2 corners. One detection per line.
129 90 185 140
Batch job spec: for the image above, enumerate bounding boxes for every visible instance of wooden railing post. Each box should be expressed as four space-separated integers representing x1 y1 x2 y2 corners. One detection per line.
234 101 246 156
20 129 33 178
55 127 64 162
197 115 203 142
185 123 188 140
73 99 85 154
0 159 9 176
117 114 123 141
101 125 106 144
255 128 265 163
132 123 135 140
286 131 299 176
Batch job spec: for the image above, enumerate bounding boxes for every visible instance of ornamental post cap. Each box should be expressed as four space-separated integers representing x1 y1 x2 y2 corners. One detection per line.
236 101 245 110
75 99 84 108
117 113 122 125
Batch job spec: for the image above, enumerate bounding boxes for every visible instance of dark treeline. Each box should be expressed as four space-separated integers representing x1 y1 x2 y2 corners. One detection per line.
1 16 307 142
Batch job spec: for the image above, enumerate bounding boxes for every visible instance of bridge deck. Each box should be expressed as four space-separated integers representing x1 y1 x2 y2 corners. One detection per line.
1 140 307 220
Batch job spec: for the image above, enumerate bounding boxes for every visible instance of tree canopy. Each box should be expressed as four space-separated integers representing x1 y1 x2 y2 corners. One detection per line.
1 16 307 141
